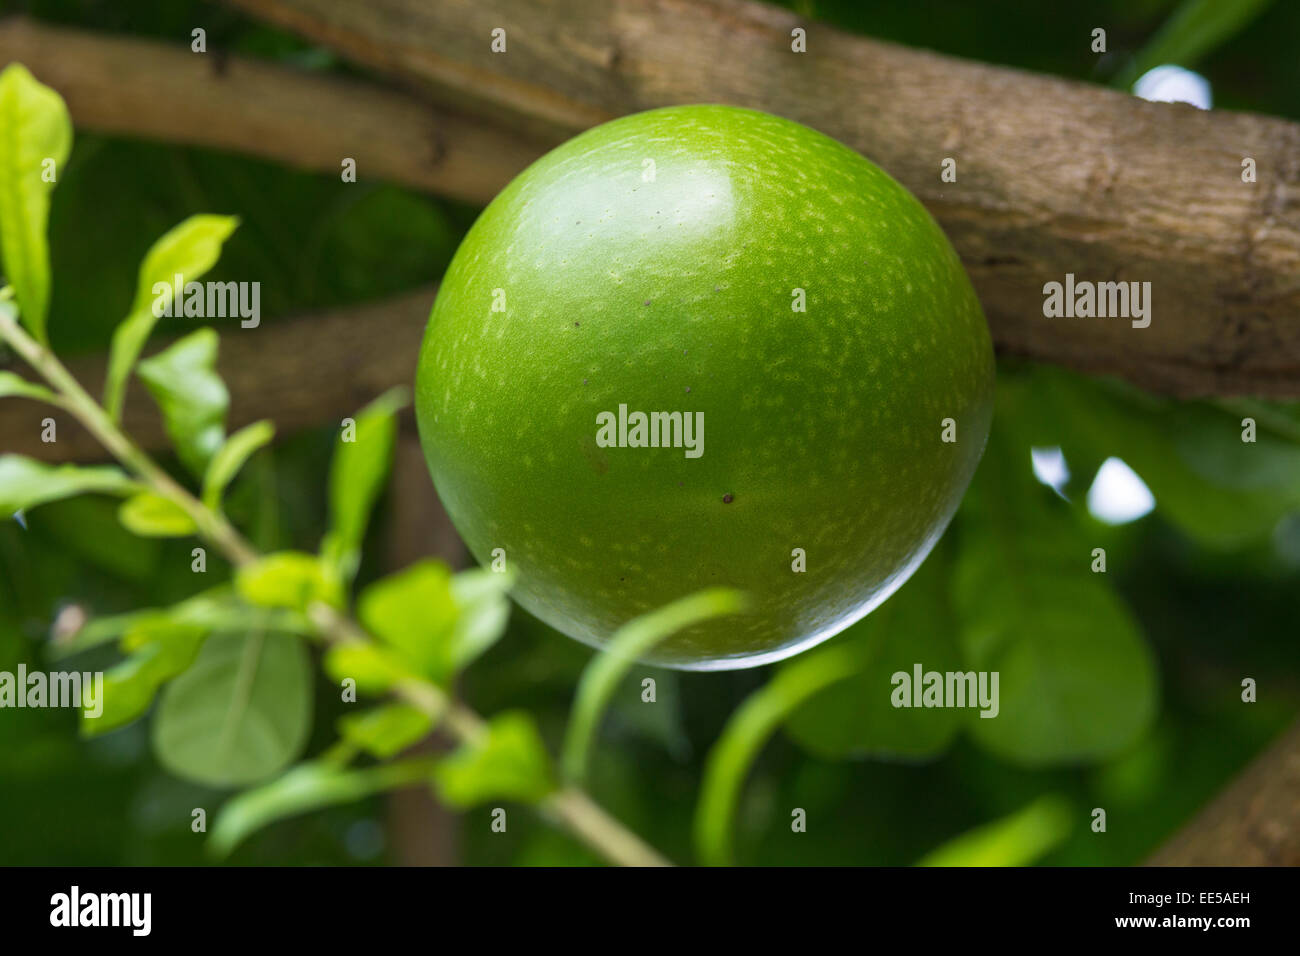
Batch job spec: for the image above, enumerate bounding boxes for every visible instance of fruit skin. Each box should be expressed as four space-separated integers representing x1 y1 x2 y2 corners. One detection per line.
416 105 994 670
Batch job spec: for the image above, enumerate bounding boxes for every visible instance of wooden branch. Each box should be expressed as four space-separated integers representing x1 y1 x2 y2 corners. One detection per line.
0 17 543 206
0 288 433 462
221 0 1300 399
6 8 1298 395
1148 718 1300 866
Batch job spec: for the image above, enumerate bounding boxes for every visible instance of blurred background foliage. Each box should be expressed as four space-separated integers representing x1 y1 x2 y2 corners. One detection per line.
1 0 1298 865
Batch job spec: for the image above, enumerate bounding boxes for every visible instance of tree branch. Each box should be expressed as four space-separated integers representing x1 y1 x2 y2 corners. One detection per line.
219 0 1300 399
7 8 1298 396
0 16 542 206
1147 717 1300 866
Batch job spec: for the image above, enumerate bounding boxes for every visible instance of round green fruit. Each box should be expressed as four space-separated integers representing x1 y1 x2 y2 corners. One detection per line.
416 104 994 670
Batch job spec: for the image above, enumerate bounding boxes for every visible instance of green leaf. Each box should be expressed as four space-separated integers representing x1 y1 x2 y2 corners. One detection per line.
562 588 748 784
117 491 197 538
447 568 515 671
323 642 420 696
784 549 963 761
916 795 1073 867
52 608 156 658
235 551 342 612
358 560 458 680
953 413 1157 765
356 561 513 684
103 215 239 421
0 64 71 345
154 590 312 636
52 588 312 659
433 711 556 807
1015 368 1300 549
135 328 229 476
203 419 274 511
1115 0 1276 89
210 757 437 857
693 643 862 867
338 703 434 759
0 370 58 404
322 387 408 581
0 454 137 515
83 619 206 736
152 631 313 787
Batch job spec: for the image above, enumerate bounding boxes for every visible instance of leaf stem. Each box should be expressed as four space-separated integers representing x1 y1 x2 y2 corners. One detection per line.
562 588 747 785
0 306 256 565
543 786 672 867
0 309 668 868
693 644 861 866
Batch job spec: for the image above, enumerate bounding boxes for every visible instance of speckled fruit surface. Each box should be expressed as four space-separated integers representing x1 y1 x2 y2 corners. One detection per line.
416 105 994 670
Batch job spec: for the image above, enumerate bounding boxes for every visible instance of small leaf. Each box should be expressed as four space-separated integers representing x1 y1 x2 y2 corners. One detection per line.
323 642 419 696
82 619 206 736
357 560 459 681
356 562 514 685
0 454 137 515
433 711 556 807
0 370 59 404
0 64 71 344
916 795 1073 867
210 757 437 857
203 419 274 511
152 631 313 787
53 588 311 659
118 491 197 538
135 328 229 476
447 568 515 672
103 215 239 421
157 590 312 636
338 703 434 759
52 608 156 658
322 387 409 581
235 551 342 612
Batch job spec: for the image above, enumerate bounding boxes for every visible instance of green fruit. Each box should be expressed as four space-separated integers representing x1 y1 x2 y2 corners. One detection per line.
416 105 993 670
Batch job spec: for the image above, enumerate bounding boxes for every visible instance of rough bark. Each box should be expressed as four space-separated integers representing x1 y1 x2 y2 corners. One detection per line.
2 2 1298 867
1147 718 1300 866
220 0 1300 399
0 17 542 206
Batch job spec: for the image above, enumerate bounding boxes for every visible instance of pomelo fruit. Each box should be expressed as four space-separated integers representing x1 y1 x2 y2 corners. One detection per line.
415 104 994 670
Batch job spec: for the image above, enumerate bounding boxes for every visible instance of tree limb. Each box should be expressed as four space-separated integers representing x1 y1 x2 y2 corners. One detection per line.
0 16 542 206
1148 718 1300 866
221 0 1300 399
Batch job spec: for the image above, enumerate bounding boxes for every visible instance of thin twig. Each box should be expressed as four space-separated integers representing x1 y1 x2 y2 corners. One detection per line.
0 306 670 867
